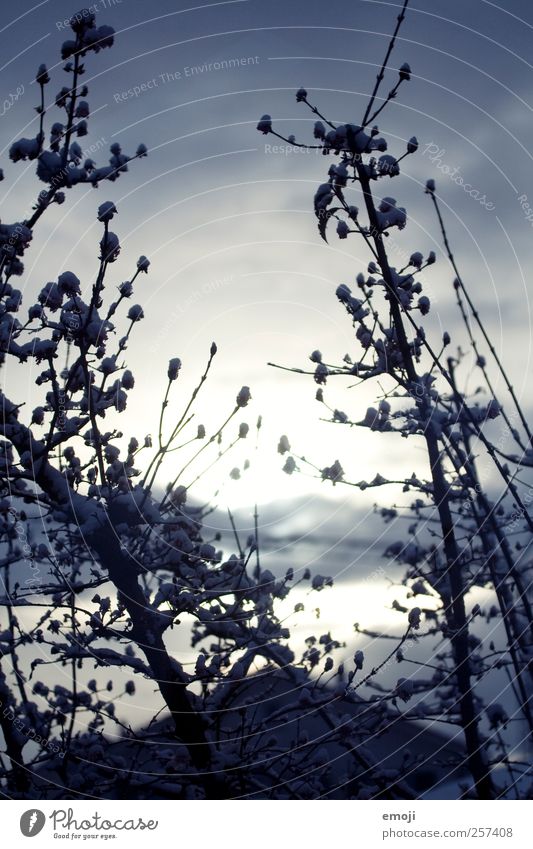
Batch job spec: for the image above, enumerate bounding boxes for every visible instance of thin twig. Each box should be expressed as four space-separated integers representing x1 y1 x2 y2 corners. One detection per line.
362 0 410 127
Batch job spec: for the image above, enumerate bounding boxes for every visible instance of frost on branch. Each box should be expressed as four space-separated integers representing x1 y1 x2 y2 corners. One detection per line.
2 9 147 280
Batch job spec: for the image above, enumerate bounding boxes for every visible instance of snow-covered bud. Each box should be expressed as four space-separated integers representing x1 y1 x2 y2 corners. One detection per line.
104 445 120 464
486 703 508 729
320 459 344 484
337 220 349 239
257 114 272 134
399 62 411 81
378 154 399 177
28 303 43 320
55 86 70 107
312 574 327 590
333 162 349 186
61 42 76 62
236 386 251 407
127 304 144 322
283 456 296 475
408 607 422 629
395 678 413 702
313 121 326 140
362 407 379 428
486 400 501 419
278 434 291 455
4 289 22 311
121 370 134 389
168 357 182 381
170 485 186 505
353 650 364 670
314 363 328 384
418 296 430 315
70 8 96 32
100 357 116 376
100 231 120 262
32 406 45 425
57 271 81 295
97 201 117 223
75 100 89 118
36 64 50 85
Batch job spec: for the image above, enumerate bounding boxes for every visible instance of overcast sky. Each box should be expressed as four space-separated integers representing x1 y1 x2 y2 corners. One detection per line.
1 0 533 523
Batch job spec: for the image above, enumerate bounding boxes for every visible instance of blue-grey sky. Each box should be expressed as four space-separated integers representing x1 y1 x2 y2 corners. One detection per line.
1 0 533 512
3 2 532 743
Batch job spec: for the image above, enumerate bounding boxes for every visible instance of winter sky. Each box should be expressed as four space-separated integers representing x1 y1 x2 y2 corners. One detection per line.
1 0 533 523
